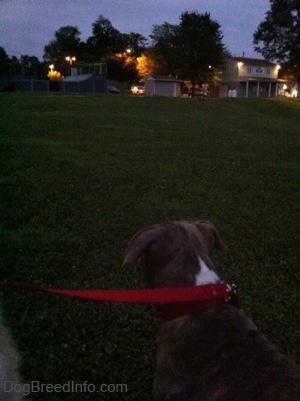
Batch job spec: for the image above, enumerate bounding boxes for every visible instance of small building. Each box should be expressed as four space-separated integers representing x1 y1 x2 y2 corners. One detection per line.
60 74 106 93
221 57 289 98
60 63 107 93
145 75 183 97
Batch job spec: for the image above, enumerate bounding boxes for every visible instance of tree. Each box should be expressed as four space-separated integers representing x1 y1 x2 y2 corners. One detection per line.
151 12 225 89
106 52 138 82
253 0 300 92
43 26 82 70
8 56 22 75
0 48 46 78
19 55 44 76
136 47 166 78
121 32 148 55
85 15 124 59
0 46 10 73
177 12 225 88
150 22 179 73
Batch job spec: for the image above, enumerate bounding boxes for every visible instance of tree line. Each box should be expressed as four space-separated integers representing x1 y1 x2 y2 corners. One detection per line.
0 11 226 87
0 1 299 90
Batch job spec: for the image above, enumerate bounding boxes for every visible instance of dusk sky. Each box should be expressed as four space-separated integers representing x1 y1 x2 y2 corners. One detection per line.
0 0 270 60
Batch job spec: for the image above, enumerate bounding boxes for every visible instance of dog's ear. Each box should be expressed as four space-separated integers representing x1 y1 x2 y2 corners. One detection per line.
194 221 227 252
123 226 162 266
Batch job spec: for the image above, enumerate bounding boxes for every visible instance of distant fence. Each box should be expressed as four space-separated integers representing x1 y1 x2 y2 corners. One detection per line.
1 75 39 91
0 74 107 93
15 79 50 92
13 75 107 93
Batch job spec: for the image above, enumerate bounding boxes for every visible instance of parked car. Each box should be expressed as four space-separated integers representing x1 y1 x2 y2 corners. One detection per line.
188 87 210 98
131 85 146 95
107 85 121 93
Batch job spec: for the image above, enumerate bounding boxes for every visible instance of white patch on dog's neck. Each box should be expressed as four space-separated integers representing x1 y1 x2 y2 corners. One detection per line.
195 257 220 285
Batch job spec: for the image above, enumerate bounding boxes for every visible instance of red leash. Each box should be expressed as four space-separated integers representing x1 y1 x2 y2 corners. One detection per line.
0 280 230 304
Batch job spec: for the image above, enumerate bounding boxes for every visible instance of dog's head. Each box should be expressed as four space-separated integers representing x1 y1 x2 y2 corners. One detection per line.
123 221 227 288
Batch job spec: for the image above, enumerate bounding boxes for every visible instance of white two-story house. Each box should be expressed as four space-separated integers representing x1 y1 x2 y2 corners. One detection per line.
221 57 288 98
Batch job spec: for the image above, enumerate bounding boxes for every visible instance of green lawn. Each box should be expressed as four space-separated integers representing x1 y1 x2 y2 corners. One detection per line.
0 93 299 400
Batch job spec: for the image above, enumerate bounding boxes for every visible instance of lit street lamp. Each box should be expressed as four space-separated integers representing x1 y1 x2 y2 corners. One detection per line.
65 56 76 65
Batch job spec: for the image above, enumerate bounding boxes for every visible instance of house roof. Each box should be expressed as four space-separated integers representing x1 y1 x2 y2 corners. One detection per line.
232 57 277 67
63 74 93 82
146 75 183 83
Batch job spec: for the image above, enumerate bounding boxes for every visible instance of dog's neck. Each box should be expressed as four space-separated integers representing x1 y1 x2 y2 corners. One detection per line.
160 256 226 322
195 256 220 286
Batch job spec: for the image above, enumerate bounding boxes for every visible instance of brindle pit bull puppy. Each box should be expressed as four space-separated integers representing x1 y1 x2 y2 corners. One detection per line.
123 221 300 401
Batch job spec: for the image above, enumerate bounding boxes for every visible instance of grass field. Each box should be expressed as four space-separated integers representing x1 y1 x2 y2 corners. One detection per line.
0 93 299 400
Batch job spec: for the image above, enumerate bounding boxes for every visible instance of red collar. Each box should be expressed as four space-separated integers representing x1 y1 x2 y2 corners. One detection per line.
160 283 241 322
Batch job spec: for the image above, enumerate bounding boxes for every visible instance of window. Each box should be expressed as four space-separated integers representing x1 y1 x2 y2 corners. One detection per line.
265 68 271 75
247 67 252 74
